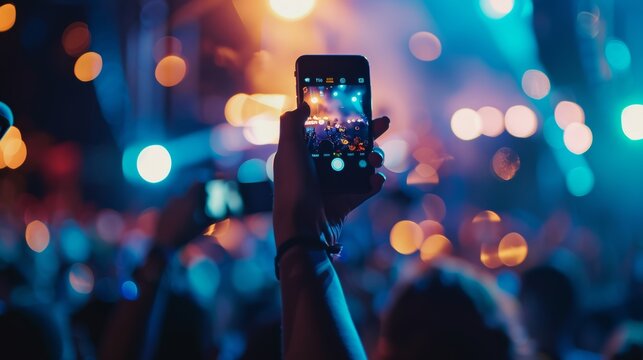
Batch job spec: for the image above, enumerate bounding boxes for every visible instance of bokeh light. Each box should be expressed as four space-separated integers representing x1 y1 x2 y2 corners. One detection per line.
96 209 125 243
69 263 95 294
1 137 27 169
498 232 528 267
0 3 16 32
243 114 280 145
269 0 316 21
74 52 103 82
153 36 183 62
187 257 220 299
505 105 538 138
381 138 410 173
521 69 551 100
422 194 446 222
237 158 267 183
554 101 585 130
121 280 138 300
492 147 520 181
420 234 452 262
566 166 594 197
136 145 172 183
451 108 482 141
621 104 643 140
155 55 187 87
480 0 514 19
61 221 90 262
224 93 250 127
62 22 91 56
480 243 502 269
389 220 423 255
563 122 593 155
473 210 501 223
406 163 439 186
605 39 631 72
266 152 276 182
409 32 442 62
477 106 505 137
25 220 50 253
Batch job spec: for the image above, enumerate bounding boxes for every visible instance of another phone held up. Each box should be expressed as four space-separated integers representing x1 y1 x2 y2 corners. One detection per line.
295 55 374 194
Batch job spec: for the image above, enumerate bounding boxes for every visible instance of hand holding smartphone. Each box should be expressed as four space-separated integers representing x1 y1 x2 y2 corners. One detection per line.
295 55 374 194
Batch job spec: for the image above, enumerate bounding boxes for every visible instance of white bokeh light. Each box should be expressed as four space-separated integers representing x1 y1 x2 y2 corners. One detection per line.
137 145 172 183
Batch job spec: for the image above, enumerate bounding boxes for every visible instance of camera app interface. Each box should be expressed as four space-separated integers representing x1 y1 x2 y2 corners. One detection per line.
302 80 369 158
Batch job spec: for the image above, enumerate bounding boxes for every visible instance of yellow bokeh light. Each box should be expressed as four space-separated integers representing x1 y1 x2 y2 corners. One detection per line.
420 234 452 262
0 3 16 32
25 220 50 253
224 93 250 127
477 106 505 137
622 104 643 140
498 232 528 266
269 0 316 21
521 69 551 100
62 22 91 56
243 114 280 145
480 243 502 269
409 32 442 62
473 210 501 223
390 220 423 255
451 108 482 141
74 52 103 82
563 122 593 155
554 101 585 130
155 55 187 87
505 105 538 138
492 147 520 181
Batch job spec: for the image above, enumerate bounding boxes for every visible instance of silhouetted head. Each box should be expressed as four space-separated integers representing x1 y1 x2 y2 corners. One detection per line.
379 259 524 360
520 265 576 344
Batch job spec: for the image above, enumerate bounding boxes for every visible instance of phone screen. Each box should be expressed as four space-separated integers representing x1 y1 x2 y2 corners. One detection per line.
303 83 370 159
296 56 373 193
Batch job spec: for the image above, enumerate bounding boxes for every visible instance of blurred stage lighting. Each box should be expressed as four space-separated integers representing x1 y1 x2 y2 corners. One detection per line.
269 0 316 21
563 123 593 155
555 101 585 130
480 0 514 19
505 105 537 138
136 145 172 183
451 108 482 141
409 32 442 62
605 38 631 73
155 55 187 87
0 3 16 32
621 104 643 141
74 52 103 82
477 106 505 137
521 69 551 100
566 166 594 197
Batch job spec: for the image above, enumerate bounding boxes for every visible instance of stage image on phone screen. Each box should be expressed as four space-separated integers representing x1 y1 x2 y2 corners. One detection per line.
303 84 370 157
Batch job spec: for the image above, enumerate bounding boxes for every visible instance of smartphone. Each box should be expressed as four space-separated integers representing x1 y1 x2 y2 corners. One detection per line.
204 179 274 221
295 55 374 194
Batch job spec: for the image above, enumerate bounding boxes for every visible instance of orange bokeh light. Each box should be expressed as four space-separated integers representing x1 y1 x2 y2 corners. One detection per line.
74 52 103 82
498 232 528 266
0 3 16 32
26 220 50 253
155 55 187 87
390 220 423 255
492 147 520 181
420 234 452 262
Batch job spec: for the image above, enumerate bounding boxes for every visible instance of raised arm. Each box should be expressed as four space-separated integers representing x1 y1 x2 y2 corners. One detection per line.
273 103 388 359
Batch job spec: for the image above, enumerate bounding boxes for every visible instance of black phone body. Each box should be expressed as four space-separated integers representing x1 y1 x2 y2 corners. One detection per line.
295 55 374 194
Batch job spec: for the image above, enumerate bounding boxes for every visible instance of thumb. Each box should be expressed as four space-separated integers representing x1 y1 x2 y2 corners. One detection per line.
279 102 310 146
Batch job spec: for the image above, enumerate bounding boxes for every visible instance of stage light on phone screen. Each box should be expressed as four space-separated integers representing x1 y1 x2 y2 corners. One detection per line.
358 159 367 168
331 157 344 172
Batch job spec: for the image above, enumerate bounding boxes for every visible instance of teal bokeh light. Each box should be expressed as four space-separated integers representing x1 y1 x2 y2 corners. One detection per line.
237 158 267 183
605 39 631 72
566 166 594 197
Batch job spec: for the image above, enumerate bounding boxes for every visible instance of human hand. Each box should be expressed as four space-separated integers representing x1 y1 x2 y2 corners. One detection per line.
273 102 389 247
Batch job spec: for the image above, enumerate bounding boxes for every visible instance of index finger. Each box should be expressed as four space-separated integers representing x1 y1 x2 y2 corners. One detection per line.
372 116 390 140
